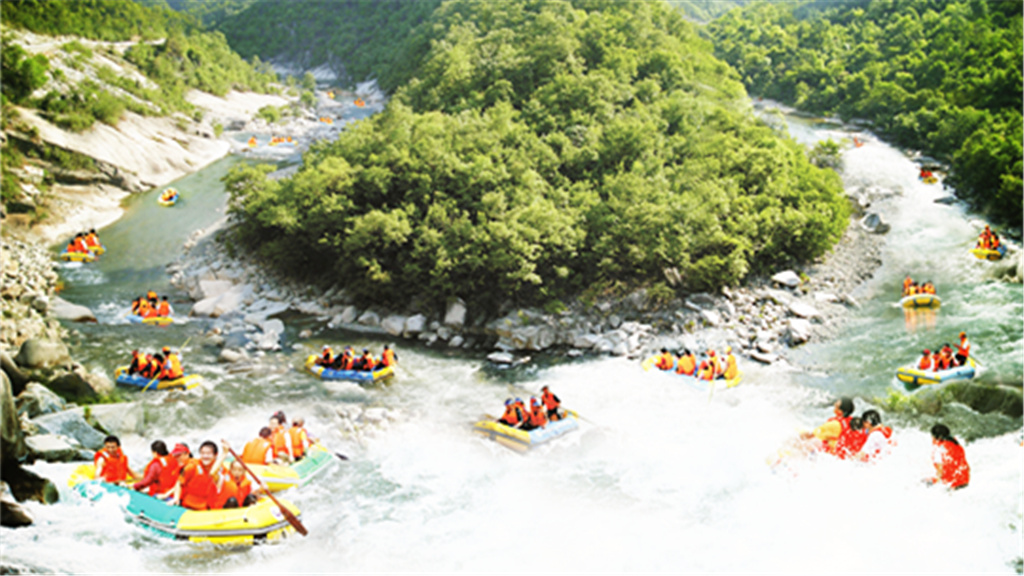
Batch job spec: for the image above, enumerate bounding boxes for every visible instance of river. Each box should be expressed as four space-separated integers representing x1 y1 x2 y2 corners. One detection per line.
3 102 1021 574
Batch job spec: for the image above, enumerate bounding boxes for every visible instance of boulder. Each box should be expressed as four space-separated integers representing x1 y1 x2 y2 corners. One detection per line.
357 310 380 327
444 298 467 328
30 295 49 314
510 325 556 351
572 333 601 350
1 351 29 394
339 305 360 324
688 293 716 307
700 309 722 327
403 314 427 338
860 213 890 234
50 296 96 323
487 352 515 365
260 318 285 336
788 301 820 319
381 315 406 337
787 319 813 345
608 314 622 329
760 288 793 306
1 371 27 465
31 410 105 450
14 339 70 370
15 383 66 419
448 335 465 348
212 287 249 317
813 292 839 304
25 434 83 462
771 270 801 289
200 279 237 300
254 331 281 351
1 483 33 527
750 351 777 364
85 403 145 437
218 348 245 363
190 295 220 317
945 383 1023 418
46 366 112 401
2 465 58 504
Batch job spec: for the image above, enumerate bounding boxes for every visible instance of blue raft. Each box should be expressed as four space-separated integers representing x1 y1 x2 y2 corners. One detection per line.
304 355 393 383
895 357 977 392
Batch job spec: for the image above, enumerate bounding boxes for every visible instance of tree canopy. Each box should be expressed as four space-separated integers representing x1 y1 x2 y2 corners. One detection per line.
709 0 1023 227
226 0 848 314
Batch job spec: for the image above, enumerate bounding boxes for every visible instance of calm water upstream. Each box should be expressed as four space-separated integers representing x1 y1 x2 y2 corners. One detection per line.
5 104 1021 574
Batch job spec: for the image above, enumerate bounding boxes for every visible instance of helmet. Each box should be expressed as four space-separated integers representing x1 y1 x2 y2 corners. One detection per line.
923 349 931 355
505 399 512 406
515 398 523 404
322 345 331 350
725 346 732 353
708 350 716 357
161 346 170 354
530 397 539 405
363 348 369 353
959 332 966 338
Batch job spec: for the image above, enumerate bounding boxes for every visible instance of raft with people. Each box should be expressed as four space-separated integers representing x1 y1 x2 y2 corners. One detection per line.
238 443 335 492
972 225 1006 260
158 188 179 207
304 345 396 383
895 357 977 391
899 293 941 309
69 465 298 545
473 410 579 452
59 250 97 263
305 356 392 382
642 347 742 390
114 366 202 391
127 314 174 326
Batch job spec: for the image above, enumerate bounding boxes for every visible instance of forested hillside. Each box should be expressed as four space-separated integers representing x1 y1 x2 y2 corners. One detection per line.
709 0 1023 227
215 0 441 90
225 0 848 314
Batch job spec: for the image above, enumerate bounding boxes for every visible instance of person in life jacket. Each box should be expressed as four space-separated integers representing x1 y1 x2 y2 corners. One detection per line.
921 281 936 295
927 423 970 490
801 397 854 455
156 296 171 317
269 412 294 463
84 229 100 249
130 297 143 315
520 397 548 431
241 427 275 465
380 344 397 368
160 347 184 380
174 441 226 510
212 459 259 509
288 419 309 460
146 290 157 302
654 348 674 371
902 275 913 296
833 417 868 460
127 350 145 375
917 349 933 370
929 349 943 372
721 346 739 381
137 353 157 378
170 443 192 472
696 360 714 381
498 398 524 428
935 344 954 370
315 345 334 367
138 299 157 318
292 417 318 444
978 225 993 248
540 386 561 421
132 440 179 498
350 349 373 371
330 346 354 370
66 235 84 254
706 350 723 377
857 410 894 462
95 435 135 483
955 332 970 366
675 350 697 376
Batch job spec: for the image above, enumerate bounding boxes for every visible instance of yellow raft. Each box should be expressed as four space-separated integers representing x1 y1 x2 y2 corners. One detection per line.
59 251 96 263
70 465 297 545
899 294 941 309
970 245 1007 261
473 411 579 452
921 175 938 184
239 443 335 492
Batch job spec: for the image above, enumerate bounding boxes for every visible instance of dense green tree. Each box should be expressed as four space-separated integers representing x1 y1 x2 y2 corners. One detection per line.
710 0 1023 227
226 0 848 314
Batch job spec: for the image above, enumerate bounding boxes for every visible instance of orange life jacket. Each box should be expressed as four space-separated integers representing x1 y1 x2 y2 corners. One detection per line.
271 426 292 458
84 233 99 247
528 405 548 428
147 291 157 301
935 440 970 489
675 355 696 376
241 437 273 465
541 390 560 412
918 355 932 370
956 338 970 359
180 460 217 510
902 277 913 294
75 237 89 252
500 404 521 426
381 348 396 367
822 416 851 455
697 363 714 381
94 448 129 483
318 350 333 366
141 455 178 496
654 353 674 371
157 301 170 316
723 354 738 380
288 427 306 459
162 353 183 380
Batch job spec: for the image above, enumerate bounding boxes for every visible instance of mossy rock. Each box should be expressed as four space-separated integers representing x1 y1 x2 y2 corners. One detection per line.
944 383 1023 418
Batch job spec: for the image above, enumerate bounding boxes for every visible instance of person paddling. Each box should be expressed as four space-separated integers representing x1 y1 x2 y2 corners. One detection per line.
498 398 524 428
541 385 561 421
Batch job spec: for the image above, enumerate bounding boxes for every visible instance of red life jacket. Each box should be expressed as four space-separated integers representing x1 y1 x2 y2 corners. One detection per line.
94 448 129 483
834 427 868 460
822 416 851 455
500 404 521 426
140 455 178 496
956 338 970 359
936 440 970 489
381 348 396 367
157 301 170 316
654 353 674 371
541 390 560 411
180 460 217 510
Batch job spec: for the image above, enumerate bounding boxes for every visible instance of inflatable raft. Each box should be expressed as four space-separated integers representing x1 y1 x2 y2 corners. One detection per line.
240 443 335 492
304 355 393 383
899 294 941 309
59 251 96 263
970 245 1007 261
642 356 742 390
158 189 179 207
114 366 202 391
895 357 977 392
921 175 938 184
69 465 297 545
473 411 579 452
87 244 105 256
126 313 174 326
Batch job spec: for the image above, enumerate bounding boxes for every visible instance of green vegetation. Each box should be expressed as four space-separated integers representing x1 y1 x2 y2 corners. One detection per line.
226 0 848 314
215 0 441 90
2 0 277 132
665 1 753 23
0 40 49 104
709 0 1023 227
256 104 282 124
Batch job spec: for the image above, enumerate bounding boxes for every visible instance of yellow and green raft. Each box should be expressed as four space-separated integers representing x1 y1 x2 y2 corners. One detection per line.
237 443 336 492
473 411 579 452
69 464 298 545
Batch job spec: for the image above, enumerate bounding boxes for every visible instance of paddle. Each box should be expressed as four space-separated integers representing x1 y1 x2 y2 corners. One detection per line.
224 443 308 536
